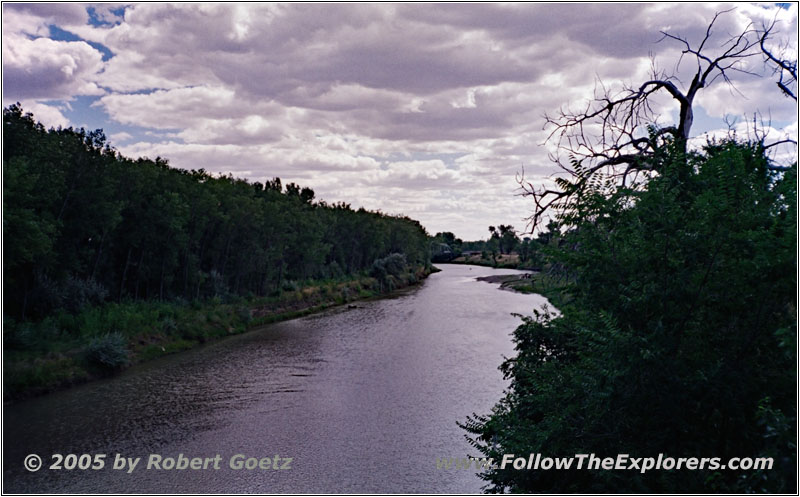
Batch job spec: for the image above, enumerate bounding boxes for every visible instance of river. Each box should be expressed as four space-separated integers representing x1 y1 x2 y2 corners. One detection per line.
3 264 553 493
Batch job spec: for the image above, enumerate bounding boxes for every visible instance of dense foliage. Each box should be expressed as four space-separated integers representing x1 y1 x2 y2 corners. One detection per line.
463 140 797 492
3 104 430 321
433 225 553 270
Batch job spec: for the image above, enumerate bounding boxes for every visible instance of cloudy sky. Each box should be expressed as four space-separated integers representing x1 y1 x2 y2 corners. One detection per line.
3 3 797 240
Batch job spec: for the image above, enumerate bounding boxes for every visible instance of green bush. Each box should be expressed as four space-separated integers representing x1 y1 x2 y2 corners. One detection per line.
28 275 108 316
4 318 61 352
83 332 129 372
4 321 39 350
161 316 178 334
237 307 253 324
464 142 797 493
370 253 408 287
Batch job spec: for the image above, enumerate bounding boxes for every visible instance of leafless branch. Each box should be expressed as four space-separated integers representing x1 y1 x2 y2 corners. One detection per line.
764 138 798 150
521 10 792 233
759 16 797 100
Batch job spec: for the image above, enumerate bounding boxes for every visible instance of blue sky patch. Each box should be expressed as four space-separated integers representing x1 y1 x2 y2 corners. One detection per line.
47 95 177 147
49 24 114 61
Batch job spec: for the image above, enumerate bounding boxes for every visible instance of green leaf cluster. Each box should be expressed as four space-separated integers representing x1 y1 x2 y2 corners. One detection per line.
464 140 796 493
3 104 430 321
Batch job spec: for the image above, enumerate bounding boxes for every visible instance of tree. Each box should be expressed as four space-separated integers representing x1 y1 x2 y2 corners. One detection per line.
3 104 432 318
465 139 796 494
487 226 500 264
520 9 796 231
497 224 519 254
431 232 460 262
464 12 797 493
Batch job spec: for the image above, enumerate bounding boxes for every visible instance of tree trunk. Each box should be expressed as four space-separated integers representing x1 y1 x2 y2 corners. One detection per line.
134 249 145 301
119 247 132 301
90 228 108 280
159 259 166 301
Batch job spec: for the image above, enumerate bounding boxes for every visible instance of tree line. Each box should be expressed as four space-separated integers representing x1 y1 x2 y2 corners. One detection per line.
431 224 559 269
3 104 430 321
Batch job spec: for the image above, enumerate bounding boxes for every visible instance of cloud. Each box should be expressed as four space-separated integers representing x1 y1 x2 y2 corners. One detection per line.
689 120 798 168
2 3 88 36
98 86 258 128
1 5 103 100
9 101 71 129
2 3 796 240
109 131 132 143
3 32 105 100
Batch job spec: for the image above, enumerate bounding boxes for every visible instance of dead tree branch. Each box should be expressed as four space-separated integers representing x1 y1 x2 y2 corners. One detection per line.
521 10 793 232
759 16 797 100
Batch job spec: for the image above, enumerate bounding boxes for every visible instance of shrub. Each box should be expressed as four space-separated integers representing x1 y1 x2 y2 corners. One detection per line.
4 321 38 350
161 316 177 334
382 253 407 277
464 142 797 493
237 307 253 324
84 332 129 372
28 275 64 317
370 253 407 280
61 276 108 312
28 276 108 315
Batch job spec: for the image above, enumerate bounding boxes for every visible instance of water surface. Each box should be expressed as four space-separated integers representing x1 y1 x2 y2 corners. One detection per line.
4 264 552 493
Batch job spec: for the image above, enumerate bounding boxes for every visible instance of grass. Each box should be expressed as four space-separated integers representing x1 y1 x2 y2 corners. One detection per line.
472 268 572 309
449 253 537 270
4 266 433 402
511 273 572 309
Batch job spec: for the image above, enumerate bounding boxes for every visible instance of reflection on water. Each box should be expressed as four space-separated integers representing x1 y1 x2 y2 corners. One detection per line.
3 264 552 493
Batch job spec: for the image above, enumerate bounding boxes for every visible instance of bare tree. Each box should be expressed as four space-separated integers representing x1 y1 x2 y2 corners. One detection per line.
760 16 797 101
520 9 797 231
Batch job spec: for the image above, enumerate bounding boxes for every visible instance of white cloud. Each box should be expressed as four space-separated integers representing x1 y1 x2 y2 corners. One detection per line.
3 33 105 100
2 3 88 37
10 100 71 129
690 119 799 168
109 131 132 144
2 3 797 240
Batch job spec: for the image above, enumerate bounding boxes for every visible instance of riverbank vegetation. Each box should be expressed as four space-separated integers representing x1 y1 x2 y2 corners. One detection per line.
474 272 570 308
431 223 559 270
465 140 796 493
463 14 796 494
5 266 430 400
3 105 432 400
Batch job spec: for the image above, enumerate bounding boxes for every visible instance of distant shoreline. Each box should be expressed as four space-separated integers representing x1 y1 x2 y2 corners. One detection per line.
475 273 537 294
470 269 569 310
447 253 541 271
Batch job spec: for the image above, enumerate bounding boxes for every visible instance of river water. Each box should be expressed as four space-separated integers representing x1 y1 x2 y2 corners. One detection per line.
3 264 552 493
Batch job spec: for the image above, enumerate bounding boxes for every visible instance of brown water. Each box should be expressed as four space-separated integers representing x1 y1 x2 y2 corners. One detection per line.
3 264 552 493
